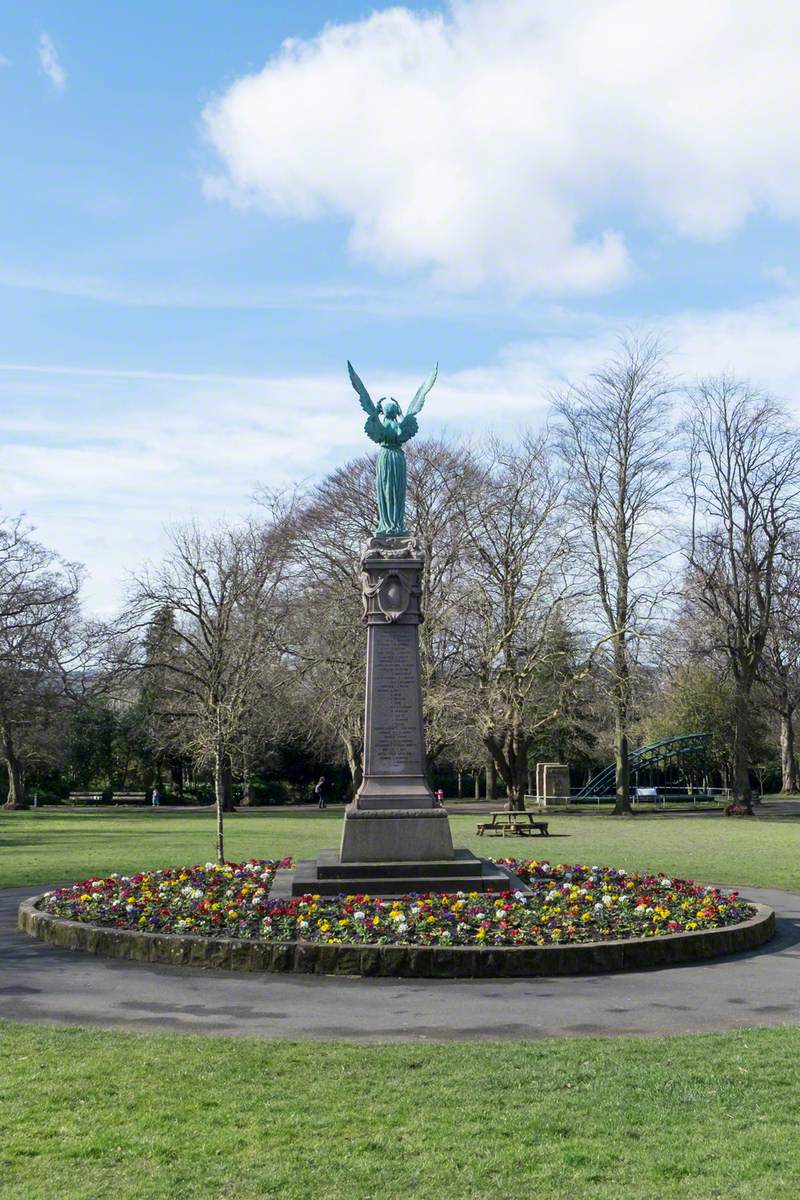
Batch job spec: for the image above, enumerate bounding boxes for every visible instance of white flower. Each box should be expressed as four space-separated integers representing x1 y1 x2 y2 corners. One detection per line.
661 879 672 888
299 919 309 928
354 911 366 921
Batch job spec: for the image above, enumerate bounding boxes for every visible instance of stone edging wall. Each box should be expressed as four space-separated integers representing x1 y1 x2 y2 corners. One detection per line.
18 896 775 978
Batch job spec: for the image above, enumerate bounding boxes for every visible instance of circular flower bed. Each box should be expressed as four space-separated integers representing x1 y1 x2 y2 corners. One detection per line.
37 858 755 948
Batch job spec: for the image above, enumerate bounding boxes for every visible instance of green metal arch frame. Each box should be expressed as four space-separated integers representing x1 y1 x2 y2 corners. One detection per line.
575 733 711 799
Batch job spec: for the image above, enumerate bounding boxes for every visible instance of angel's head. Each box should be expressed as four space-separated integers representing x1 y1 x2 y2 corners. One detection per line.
381 397 402 420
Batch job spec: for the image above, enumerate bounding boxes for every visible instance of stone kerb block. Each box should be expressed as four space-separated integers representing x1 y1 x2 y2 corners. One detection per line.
536 762 571 806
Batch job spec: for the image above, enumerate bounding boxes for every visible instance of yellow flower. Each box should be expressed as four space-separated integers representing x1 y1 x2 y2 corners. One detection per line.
475 929 486 940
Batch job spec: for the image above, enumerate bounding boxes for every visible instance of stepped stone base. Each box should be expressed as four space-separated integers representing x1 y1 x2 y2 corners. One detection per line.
290 848 529 898
339 804 454 863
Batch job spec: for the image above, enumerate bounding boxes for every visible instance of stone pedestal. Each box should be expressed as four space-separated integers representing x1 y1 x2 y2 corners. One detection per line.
291 536 516 898
340 536 452 864
536 762 571 806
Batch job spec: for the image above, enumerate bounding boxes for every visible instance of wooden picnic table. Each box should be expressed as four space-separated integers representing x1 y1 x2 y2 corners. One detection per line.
476 811 550 837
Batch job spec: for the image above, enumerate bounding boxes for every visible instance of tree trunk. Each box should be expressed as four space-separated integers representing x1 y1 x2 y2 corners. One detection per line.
508 781 526 810
1 725 25 809
484 731 526 811
171 760 184 798
732 684 753 811
343 735 362 793
474 771 480 800
507 722 528 811
238 747 255 807
613 717 631 814
3 758 25 809
486 758 495 802
612 639 632 814
457 771 463 798
221 756 235 812
214 747 226 861
780 708 799 794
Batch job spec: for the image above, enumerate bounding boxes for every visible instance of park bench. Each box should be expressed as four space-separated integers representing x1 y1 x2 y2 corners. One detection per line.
67 791 106 806
476 811 550 837
67 791 149 806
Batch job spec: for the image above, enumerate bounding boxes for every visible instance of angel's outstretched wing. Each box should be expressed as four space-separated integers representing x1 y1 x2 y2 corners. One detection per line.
348 361 384 444
406 363 438 417
399 363 437 443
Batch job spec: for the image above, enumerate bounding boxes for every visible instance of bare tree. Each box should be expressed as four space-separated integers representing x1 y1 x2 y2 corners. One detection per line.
454 433 572 810
687 378 800 807
275 457 371 789
759 547 800 793
0 517 82 808
131 517 292 860
554 335 676 814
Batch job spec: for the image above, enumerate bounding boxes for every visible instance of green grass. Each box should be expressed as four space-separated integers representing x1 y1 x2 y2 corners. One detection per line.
1 1021 799 1200
2 805 799 891
3 811 799 1200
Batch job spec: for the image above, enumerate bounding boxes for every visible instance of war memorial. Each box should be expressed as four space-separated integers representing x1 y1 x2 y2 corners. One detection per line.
291 363 516 898
17 365 775 978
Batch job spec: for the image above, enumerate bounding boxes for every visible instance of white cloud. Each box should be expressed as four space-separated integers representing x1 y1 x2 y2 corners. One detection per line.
204 0 800 295
39 32 65 89
3 291 800 614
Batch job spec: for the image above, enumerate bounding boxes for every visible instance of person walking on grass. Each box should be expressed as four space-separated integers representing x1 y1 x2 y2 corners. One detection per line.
314 776 326 810
151 787 161 808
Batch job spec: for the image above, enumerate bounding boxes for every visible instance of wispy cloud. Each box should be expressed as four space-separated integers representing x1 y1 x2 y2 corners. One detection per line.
0 264 570 322
38 32 65 90
3 291 800 615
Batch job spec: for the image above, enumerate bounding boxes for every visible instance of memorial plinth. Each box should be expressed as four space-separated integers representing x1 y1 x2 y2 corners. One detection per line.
291 537 514 897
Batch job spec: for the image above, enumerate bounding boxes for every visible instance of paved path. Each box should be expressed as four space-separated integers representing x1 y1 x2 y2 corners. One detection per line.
1 883 798 1041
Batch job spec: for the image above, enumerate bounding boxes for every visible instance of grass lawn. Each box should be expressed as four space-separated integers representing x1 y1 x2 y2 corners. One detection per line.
2 804 799 891
2 1021 799 1200
3 805 799 1200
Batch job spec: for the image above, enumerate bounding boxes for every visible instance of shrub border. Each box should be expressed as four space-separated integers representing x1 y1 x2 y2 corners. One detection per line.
18 894 775 978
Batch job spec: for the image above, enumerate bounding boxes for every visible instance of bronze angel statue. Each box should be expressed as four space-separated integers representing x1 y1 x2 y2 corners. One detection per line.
348 361 437 537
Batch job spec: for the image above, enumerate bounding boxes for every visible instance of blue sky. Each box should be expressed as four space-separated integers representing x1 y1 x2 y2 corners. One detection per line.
2 1 800 610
